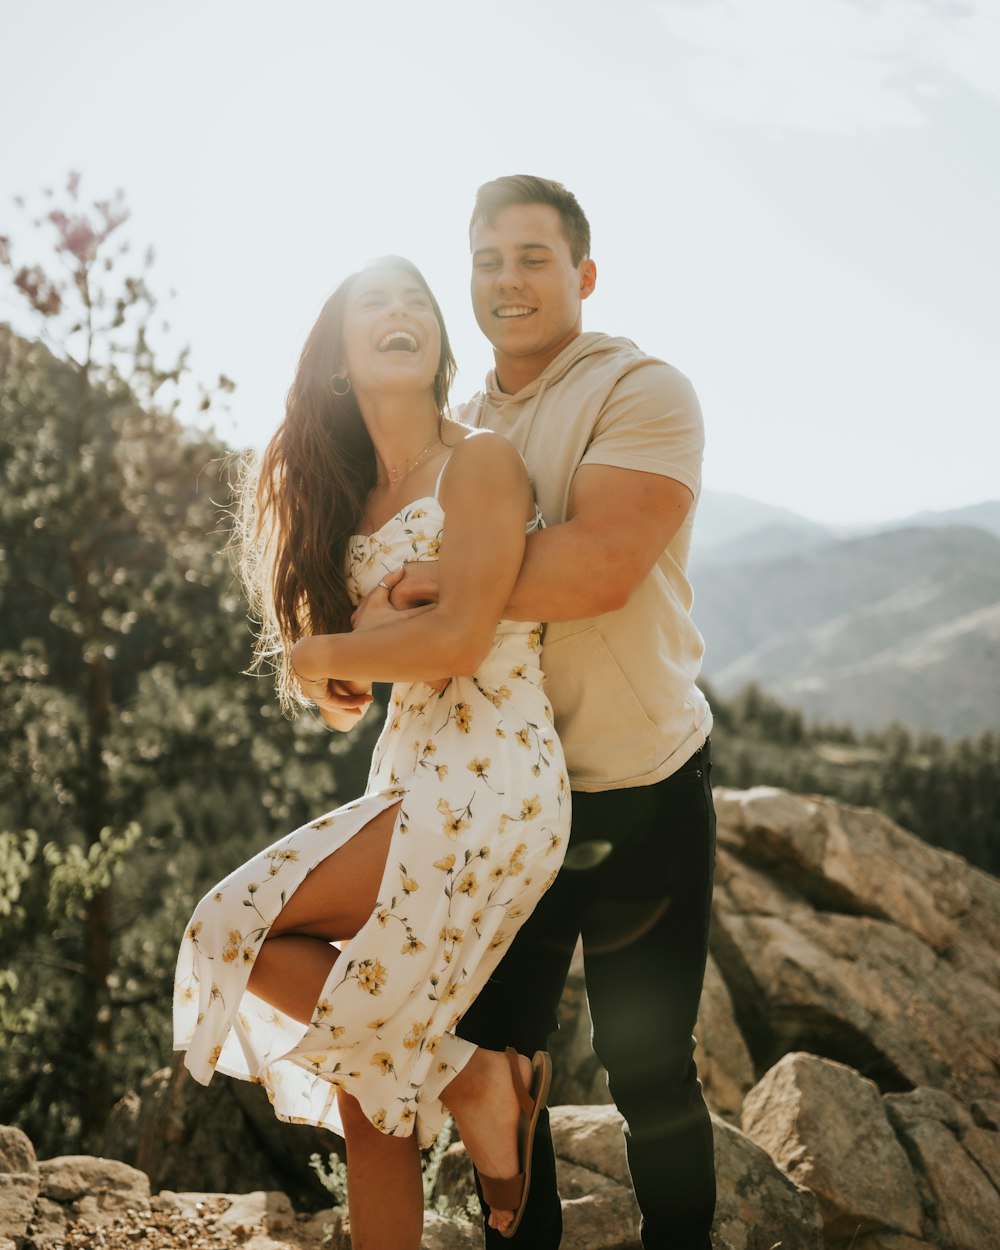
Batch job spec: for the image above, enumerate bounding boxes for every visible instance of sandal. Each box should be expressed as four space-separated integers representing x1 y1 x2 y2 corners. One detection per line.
478 1047 552 1240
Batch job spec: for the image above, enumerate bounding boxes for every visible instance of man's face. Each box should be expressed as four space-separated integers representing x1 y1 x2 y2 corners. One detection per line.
470 203 595 376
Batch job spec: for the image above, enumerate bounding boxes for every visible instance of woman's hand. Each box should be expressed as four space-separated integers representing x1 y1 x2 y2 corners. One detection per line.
313 679 374 731
351 568 434 634
352 568 449 690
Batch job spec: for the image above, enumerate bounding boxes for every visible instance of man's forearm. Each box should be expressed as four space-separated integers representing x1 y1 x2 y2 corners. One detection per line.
503 524 627 622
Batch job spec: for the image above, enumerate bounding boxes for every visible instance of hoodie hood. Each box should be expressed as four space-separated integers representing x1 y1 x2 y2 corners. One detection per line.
478 332 641 406
465 332 649 466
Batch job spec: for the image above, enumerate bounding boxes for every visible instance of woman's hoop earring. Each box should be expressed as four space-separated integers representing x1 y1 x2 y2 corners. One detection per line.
330 374 352 397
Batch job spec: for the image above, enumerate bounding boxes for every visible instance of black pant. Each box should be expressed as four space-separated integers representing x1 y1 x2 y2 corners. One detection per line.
458 742 717 1250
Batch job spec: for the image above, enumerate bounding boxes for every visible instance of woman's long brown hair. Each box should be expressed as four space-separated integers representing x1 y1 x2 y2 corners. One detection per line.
238 256 457 710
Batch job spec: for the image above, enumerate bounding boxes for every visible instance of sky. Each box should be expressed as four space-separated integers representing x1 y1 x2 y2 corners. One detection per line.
2 0 998 527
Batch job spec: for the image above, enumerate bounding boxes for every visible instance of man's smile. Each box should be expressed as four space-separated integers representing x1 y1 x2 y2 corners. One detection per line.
494 306 536 319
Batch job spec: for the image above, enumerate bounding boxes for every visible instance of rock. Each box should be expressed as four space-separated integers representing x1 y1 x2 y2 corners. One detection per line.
155 1188 294 1234
970 1098 1000 1130
712 1115 825 1250
420 1210 482 1248
694 954 755 1122
0 1129 36 1179
100 1090 141 1166
553 1103 824 1250
714 786 1000 985
847 1236 938 1250
215 1190 295 1235
556 1160 641 1249
107 1057 336 1208
23 1196 70 1250
550 1104 631 1187
741 1053 922 1239
710 839 1000 1107
38 1155 150 1212
292 1206 347 1249
430 1142 477 1213
885 1087 1000 1250
0 1125 39 1248
25 1155 150 1249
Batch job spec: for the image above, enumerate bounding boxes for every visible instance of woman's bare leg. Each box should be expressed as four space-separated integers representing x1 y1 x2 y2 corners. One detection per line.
338 1089 423 1250
247 803 400 1022
441 1048 534 1233
246 803 422 1246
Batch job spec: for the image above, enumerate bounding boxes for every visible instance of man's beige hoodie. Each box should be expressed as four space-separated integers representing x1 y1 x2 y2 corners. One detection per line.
462 332 712 792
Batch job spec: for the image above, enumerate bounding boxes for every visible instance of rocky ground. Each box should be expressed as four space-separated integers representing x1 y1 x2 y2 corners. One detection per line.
59 1197 318 1250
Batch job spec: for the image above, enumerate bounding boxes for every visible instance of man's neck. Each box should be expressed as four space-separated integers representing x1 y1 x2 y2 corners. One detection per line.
492 330 583 395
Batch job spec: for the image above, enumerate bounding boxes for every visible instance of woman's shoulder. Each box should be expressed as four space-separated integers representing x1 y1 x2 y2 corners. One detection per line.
438 425 529 505
443 423 522 470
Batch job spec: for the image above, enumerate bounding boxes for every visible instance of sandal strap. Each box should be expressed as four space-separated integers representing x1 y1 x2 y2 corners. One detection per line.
479 1169 525 1212
505 1046 534 1117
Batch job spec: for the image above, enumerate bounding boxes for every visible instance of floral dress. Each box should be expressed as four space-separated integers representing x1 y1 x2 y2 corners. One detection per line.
173 490 569 1147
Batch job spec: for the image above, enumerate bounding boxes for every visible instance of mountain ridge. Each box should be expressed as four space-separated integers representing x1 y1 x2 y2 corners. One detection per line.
693 524 1000 737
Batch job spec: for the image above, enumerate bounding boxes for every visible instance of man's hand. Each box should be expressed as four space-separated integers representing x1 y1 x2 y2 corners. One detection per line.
351 568 435 634
387 562 441 611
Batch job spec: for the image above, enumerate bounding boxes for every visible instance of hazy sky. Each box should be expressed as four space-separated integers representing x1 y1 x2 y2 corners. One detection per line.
2 0 997 526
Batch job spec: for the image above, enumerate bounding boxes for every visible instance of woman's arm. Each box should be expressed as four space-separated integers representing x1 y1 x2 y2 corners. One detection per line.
291 431 532 686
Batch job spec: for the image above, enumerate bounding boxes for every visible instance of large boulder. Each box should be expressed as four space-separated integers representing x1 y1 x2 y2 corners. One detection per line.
0 1125 39 1249
432 1103 822 1250
552 1104 823 1250
550 1105 641 1249
694 954 755 1122
884 1086 1000 1250
711 788 1000 1107
741 1053 923 1240
711 1115 824 1250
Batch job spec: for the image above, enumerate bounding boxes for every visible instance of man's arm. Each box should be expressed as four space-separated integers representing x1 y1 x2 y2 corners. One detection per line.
504 463 693 621
392 463 693 622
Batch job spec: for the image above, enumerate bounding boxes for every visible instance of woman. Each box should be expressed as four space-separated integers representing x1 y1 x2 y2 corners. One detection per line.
173 256 569 1247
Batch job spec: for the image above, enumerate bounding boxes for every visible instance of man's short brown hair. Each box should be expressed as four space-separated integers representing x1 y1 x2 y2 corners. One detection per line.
469 175 591 265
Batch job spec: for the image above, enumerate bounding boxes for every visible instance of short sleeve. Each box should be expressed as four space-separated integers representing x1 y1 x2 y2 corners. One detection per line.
579 359 704 496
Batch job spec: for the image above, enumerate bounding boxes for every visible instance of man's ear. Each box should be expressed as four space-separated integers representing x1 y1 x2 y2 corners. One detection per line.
580 258 597 301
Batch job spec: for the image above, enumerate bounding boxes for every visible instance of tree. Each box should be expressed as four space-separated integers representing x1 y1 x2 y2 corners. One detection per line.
0 176 382 1153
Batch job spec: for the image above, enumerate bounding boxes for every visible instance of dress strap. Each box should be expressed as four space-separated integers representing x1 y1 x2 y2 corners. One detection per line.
432 455 452 502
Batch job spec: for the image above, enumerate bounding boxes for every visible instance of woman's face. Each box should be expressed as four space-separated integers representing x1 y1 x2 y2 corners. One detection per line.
340 265 443 402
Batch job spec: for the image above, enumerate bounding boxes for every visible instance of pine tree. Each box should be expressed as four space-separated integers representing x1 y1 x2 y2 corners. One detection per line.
0 176 382 1152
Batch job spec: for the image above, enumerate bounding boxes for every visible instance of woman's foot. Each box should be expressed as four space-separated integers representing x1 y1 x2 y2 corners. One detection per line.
442 1047 551 1236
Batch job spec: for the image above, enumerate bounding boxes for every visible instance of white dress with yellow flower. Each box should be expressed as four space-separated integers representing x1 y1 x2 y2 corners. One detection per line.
173 493 569 1146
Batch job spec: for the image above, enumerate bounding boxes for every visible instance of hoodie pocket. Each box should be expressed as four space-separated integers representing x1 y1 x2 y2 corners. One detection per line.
540 627 658 782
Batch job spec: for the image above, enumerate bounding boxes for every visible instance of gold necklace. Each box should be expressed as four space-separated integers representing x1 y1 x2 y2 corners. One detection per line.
377 433 440 487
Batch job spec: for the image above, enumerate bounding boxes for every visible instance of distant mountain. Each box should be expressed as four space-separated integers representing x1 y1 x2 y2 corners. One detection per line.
692 521 837 569
872 501 1000 542
693 525 1000 737
692 492 1000 561
692 491 833 552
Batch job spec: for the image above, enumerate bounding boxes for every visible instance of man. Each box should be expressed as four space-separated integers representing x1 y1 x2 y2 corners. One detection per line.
393 175 716 1249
